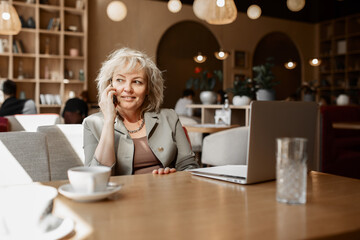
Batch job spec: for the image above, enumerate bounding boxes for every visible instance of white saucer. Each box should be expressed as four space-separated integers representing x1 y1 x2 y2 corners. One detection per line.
58 183 122 202
0 217 74 240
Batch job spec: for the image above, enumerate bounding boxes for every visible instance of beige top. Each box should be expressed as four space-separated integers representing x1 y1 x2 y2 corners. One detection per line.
133 136 162 174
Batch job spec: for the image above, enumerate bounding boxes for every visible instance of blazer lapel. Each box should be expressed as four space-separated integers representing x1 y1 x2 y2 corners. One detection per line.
145 112 159 137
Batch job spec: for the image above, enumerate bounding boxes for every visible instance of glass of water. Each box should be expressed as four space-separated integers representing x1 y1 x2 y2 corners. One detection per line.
276 138 308 204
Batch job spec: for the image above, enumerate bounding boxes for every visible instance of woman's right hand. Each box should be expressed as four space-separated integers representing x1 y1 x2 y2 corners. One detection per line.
99 84 118 123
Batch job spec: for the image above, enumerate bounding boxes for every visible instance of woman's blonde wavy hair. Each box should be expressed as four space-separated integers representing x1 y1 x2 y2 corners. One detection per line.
96 47 164 115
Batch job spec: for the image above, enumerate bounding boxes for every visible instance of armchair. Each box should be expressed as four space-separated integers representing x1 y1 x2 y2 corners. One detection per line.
201 126 249 166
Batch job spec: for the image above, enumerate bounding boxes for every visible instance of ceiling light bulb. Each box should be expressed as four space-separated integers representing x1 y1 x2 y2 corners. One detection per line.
247 4 261 20
216 0 225 7
168 0 182 13
309 58 321 66
194 53 207 63
107 1 127 22
284 61 297 69
287 0 305 12
2 12 10 20
214 49 229 60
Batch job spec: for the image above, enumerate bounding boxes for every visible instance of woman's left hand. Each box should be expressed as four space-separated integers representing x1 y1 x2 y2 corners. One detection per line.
152 167 176 175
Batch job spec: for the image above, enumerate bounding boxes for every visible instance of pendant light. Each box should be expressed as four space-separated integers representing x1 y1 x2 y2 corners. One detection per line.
214 49 229 60
107 1 127 22
193 0 237 25
0 1 21 35
194 52 207 63
284 60 297 69
247 4 261 20
309 58 321 67
168 0 182 13
286 0 305 12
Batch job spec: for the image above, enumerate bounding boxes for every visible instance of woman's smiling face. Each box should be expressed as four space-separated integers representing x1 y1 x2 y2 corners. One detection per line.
111 64 148 115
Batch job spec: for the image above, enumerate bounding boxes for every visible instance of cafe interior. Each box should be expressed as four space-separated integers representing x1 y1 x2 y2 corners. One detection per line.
0 0 360 239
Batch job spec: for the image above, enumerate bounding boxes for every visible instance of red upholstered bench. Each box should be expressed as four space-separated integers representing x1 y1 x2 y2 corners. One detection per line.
320 106 360 179
0 117 9 132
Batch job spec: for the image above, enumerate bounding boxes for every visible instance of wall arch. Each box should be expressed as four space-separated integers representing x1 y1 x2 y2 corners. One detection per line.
253 32 301 100
156 21 222 108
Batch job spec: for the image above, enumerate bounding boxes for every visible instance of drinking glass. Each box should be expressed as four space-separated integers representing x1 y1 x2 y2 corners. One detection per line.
276 137 307 204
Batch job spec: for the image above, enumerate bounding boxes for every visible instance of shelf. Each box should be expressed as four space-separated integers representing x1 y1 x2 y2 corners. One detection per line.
39 29 61 35
39 54 61 59
64 7 84 15
39 105 62 108
64 31 84 36
1 0 87 113
39 4 61 11
64 55 84 60
317 13 360 104
13 78 37 83
64 80 85 84
13 53 37 58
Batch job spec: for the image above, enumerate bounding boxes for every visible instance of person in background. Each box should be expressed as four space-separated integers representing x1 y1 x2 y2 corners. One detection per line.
83 47 198 175
216 89 226 104
174 89 195 117
0 79 37 116
62 91 89 124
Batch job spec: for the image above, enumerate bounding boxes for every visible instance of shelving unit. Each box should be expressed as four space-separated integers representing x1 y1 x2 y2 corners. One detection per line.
0 0 87 113
318 13 360 104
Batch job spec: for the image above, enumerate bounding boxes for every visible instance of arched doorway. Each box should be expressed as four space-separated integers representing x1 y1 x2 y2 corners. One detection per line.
253 32 301 100
157 21 221 108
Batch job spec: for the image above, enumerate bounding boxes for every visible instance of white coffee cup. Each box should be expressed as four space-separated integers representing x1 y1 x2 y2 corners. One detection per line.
68 166 111 193
0 185 58 236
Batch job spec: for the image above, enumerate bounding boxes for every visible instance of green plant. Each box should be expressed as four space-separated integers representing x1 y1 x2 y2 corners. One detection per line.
186 67 223 91
252 57 279 90
227 78 252 97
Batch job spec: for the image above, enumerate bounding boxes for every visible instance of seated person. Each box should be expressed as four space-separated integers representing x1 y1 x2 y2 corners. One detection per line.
62 96 88 124
83 47 198 175
0 79 37 117
175 89 195 117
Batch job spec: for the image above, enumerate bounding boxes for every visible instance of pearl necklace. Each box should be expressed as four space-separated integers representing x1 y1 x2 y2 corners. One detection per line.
125 118 145 134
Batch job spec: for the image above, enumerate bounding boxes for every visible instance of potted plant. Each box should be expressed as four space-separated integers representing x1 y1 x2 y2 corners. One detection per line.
186 67 223 104
296 81 317 102
252 57 279 101
227 78 252 106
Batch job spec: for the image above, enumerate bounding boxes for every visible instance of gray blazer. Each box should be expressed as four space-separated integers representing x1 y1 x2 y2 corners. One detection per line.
83 109 199 175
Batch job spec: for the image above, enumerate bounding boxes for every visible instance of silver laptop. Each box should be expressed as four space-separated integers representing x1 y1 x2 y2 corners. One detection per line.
188 101 318 184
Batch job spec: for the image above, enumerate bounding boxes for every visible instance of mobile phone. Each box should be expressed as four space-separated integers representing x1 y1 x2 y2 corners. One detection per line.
110 80 118 105
113 94 118 105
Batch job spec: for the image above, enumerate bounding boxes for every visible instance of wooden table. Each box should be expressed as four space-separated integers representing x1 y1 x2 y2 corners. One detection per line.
39 171 360 240
332 122 360 130
184 124 240 133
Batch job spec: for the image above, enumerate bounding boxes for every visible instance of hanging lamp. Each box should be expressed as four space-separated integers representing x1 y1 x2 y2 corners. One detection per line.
194 52 207 63
309 58 321 66
193 0 237 25
284 60 297 69
107 1 127 22
286 0 305 12
167 0 182 13
0 1 21 35
247 4 261 20
214 49 229 60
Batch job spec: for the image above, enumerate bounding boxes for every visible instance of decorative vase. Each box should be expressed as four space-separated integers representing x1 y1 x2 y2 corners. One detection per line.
200 91 217 105
303 93 315 102
336 94 349 106
256 89 275 101
232 95 251 106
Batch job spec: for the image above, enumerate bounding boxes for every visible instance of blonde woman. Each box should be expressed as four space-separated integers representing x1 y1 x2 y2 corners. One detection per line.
83 48 198 175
